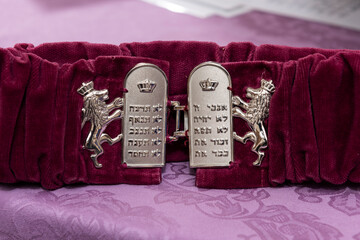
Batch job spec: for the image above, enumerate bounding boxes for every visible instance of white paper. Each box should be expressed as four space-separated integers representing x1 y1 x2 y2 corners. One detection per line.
141 0 252 18
141 0 215 18
141 0 360 31
236 0 360 31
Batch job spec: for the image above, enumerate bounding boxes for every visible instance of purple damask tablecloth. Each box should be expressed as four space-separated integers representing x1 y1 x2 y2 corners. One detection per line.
1 162 360 239
1 1 360 239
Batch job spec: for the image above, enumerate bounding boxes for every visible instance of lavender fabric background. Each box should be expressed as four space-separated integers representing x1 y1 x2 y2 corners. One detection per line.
1 0 360 239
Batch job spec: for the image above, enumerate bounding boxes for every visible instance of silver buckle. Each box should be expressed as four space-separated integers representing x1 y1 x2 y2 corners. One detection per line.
187 62 234 167
78 63 169 168
122 63 168 167
187 62 275 168
78 62 275 169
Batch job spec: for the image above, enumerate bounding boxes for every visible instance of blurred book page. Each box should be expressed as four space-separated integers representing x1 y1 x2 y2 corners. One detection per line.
141 0 215 18
237 0 360 31
141 0 360 31
141 0 251 18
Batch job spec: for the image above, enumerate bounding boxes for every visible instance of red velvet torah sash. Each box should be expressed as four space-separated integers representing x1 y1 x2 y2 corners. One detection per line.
0 41 359 190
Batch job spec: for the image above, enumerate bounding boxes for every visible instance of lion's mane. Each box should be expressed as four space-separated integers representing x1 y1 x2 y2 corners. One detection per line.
245 89 271 125
83 93 109 127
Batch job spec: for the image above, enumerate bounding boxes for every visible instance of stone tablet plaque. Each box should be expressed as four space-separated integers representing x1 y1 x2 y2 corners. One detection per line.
188 62 233 168
122 63 167 167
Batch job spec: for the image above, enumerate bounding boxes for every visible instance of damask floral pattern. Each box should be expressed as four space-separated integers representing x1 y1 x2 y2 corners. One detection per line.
1 162 359 239
295 185 360 216
0 188 179 239
150 163 344 240
1 1 360 239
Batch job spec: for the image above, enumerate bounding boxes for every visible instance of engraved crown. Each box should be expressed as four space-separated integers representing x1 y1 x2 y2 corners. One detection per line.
199 78 219 91
137 79 156 93
77 81 94 96
261 79 275 93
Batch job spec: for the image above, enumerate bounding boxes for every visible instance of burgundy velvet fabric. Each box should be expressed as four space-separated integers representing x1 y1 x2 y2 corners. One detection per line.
0 41 359 189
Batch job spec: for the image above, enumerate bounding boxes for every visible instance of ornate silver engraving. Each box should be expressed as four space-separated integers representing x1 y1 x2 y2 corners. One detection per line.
199 78 219 91
77 81 123 168
137 79 157 93
122 63 168 168
188 62 233 168
232 79 275 166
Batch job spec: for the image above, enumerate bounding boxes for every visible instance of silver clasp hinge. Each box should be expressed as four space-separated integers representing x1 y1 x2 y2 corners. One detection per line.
168 101 188 141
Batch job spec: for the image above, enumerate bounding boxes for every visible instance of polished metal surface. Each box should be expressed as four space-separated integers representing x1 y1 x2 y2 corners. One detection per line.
232 79 275 166
168 101 188 141
188 62 233 168
77 81 123 168
78 63 274 170
122 63 168 167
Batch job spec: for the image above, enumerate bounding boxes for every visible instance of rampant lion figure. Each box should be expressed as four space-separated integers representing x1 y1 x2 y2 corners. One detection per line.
77 81 123 168
232 79 275 166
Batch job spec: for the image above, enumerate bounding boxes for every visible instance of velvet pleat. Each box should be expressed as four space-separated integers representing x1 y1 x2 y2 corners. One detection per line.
0 41 359 189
